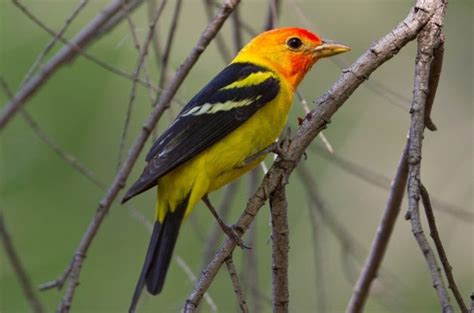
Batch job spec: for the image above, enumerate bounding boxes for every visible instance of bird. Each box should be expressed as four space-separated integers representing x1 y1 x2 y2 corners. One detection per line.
122 27 350 312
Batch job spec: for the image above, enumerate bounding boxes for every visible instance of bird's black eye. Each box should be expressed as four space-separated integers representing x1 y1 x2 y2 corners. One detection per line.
287 37 303 50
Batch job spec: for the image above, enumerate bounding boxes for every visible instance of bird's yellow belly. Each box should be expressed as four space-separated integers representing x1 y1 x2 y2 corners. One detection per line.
156 89 292 221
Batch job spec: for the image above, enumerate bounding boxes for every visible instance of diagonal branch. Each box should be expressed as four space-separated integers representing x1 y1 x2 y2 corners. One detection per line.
21 0 89 86
346 142 409 313
50 1 241 312
0 212 45 313
225 255 249 313
0 0 144 130
184 1 438 309
420 184 468 313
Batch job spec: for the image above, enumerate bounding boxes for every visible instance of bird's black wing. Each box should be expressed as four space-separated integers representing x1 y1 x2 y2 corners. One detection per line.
122 62 280 203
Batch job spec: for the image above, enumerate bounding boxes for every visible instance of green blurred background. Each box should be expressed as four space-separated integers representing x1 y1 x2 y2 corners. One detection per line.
0 0 472 312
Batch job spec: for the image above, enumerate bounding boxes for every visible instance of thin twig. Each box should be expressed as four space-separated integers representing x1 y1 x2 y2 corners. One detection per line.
146 0 163 74
116 0 167 169
51 2 241 312
420 184 468 313
1 0 145 129
346 142 409 313
296 90 334 153
158 0 183 89
0 212 45 313
312 145 474 222
21 0 89 86
0 78 104 189
92 0 145 40
263 0 280 31
231 6 243 53
202 0 232 63
270 185 289 313
123 11 157 104
297 165 407 312
225 256 249 313
184 2 438 308
406 2 452 312
175 256 219 313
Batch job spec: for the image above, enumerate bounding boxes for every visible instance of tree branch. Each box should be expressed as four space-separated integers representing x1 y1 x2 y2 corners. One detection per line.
346 142 409 313
184 1 438 309
420 184 468 313
225 256 249 313
0 212 45 313
406 1 453 312
270 185 289 313
49 1 241 312
1 0 144 129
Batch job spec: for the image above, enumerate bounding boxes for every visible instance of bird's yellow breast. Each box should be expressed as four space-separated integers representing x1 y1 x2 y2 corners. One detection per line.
156 78 293 222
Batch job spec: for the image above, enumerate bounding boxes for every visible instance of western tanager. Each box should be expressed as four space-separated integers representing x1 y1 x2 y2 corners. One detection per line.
122 27 349 311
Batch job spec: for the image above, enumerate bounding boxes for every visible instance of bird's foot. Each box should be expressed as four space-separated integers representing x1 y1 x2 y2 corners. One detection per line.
220 224 250 250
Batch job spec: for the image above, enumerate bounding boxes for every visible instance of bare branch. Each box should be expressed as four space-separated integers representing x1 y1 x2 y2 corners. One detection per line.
0 212 45 313
225 256 249 313
420 184 468 313
202 0 232 63
50 1 241 311
346 142 409 313
312 145 473 222
297 164 408 312
184 1 438 309
270 185 289 313
21 0 89 86
158 0 183 88
263 0 280 31
406 2 452 312
116 0 167 168
1 0 145 129
231 6 243 52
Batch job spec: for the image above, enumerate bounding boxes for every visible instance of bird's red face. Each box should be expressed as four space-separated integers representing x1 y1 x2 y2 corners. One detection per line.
235 27 350 89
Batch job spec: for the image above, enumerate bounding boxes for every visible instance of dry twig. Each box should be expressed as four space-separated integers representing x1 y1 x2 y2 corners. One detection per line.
346 142 409 313
1 0 146 129
420 184 468 313
225 256 249 313
116 0 167 168
0 212 45 313
184 1 439 310
47 1 241 312
406 1 453 312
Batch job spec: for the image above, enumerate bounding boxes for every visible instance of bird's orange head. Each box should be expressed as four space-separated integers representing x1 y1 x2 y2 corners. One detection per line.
233 27 350 90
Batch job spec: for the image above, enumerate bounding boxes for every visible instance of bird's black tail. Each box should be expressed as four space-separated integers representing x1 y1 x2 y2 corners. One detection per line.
129 199 187 313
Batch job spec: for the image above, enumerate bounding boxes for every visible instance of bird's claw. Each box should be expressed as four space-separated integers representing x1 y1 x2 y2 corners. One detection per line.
222 224 250 250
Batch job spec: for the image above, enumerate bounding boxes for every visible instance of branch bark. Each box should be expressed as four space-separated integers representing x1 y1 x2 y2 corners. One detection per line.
1 0 143 130
225 256 249 313
406 1 453 312
420 184 468 313
50 1 241 312
270 185 289 313
346 142 409 313
184 1 438 310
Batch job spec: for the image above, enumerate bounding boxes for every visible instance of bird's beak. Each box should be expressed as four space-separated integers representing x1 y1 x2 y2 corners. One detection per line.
313 39 351 59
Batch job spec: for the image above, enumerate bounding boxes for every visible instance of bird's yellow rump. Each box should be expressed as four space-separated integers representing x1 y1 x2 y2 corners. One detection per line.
122 27 350 312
